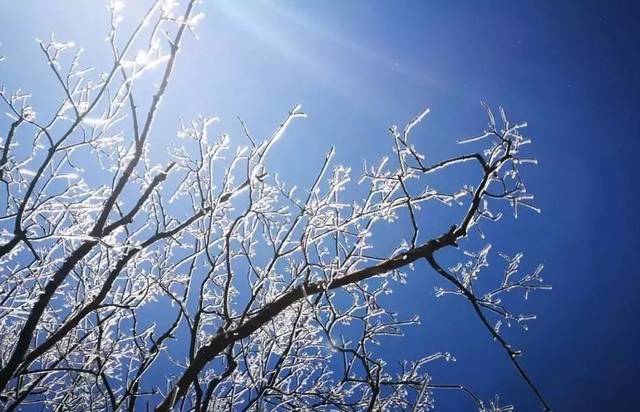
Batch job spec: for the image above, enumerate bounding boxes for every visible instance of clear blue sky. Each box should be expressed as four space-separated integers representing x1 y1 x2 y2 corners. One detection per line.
1 1 638 410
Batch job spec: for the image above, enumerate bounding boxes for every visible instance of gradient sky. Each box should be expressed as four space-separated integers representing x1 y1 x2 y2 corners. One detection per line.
1 1 639 410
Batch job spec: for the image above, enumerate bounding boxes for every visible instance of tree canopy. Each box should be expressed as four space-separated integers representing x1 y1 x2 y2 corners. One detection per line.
0 1 550 410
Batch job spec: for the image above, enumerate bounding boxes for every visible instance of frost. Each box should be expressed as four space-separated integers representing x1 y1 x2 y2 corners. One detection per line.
0 5 549 410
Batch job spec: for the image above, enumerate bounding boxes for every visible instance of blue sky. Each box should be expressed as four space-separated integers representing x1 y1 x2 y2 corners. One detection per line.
1 0 639 410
